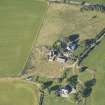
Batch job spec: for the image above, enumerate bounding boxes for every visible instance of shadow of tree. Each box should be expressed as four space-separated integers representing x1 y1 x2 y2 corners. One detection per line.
82 87 92 97
50 85 61 91
67 75 78 87
42 81 53 89
82 79 96 98
79 66 88 72
69 34 79 43
84 78 96 88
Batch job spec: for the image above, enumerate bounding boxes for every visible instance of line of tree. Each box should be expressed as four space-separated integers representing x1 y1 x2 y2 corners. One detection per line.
78 28 105 64
81 3 105 12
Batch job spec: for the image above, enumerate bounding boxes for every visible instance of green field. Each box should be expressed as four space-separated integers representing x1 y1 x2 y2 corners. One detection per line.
0 0 47 77
0 80 38 105
83 38 105 73
81 38 105 105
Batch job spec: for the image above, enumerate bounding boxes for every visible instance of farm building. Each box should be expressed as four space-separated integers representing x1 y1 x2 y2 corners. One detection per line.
47 48 68 63
56 56 67 63
55 85 76 97
47 49 58 62
47 34 79 63
26 76 33 81
48 0 81 5
48 0 63 3
66 43 77 51
81 3 105 12
69 1 81 5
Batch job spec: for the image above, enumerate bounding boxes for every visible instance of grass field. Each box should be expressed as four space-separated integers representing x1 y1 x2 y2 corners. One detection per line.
81 38 105 105
0 0 47 77
83 38 105 73
30 3 105 77
0 80 38 105
44 93 75 105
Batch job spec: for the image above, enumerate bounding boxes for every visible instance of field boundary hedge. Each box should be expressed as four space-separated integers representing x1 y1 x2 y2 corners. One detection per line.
78 28 105 64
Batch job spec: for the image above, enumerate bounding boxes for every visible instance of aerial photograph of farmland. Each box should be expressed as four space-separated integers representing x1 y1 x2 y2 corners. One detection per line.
0 0 105 105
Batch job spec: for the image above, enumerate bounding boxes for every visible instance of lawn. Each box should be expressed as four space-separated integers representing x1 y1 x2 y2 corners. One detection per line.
79 70 92 83
44 93 75 105
0 80 38 105
81 38 105 105
30 3 105 77
0 0 47 77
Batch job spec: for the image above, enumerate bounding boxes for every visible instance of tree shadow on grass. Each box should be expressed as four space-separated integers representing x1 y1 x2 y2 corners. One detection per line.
69 34 79 43
82 87 92 97
42 81 53 89
50 85 61 91
83 78 96 98
67 75 78 87
84 78 96 88
79 66 88 72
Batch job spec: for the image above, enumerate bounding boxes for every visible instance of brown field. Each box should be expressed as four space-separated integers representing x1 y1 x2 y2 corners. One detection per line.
27 3 105 78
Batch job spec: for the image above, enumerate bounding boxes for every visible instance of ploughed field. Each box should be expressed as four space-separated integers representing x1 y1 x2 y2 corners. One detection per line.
0 80 38 105
0 0 47 77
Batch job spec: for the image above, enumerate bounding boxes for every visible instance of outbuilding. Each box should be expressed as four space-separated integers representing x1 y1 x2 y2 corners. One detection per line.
56 56 67 63
66 43 77 51
47 49 58 62
55 85 76 97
